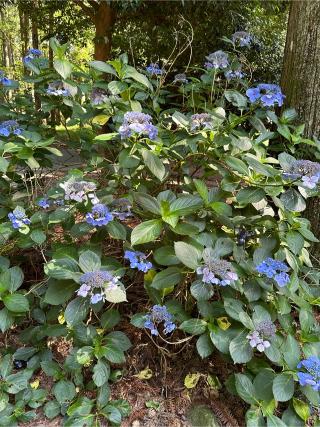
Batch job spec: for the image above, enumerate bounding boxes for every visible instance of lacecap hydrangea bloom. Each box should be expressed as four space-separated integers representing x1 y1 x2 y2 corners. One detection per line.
124 250 152 273
256 258 290 287
111 198 132 220
90 87 109 105
86 204 113 227
8 206 31 229
144 305 176 336
60 178 98 203
23 48 42 63
119 111 158 140
0 120 22 137
190 113 213 131
231 31 251 47
225 68 245 80
197 255 238 287
46 81 70 96
297 356 320 391
246 83 285 107
283 160 320 189
205 50 229 70
77 270 119 304
246 320 276 352
146 63 164 76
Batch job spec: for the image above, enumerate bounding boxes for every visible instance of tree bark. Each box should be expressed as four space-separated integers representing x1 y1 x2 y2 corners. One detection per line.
281 0 320 258
93 1 115 61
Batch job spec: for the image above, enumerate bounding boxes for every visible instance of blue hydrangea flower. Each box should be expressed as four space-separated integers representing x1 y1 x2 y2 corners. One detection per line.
246 83 285 107
37 198 50 209
284 160 320 190
297 356 320 391
8 206 30 229
225 69 245 80
119 111 158 140
0 120 22 137
197 252 238 286
146 63 164 76
24 48 42 63
124 250 152 273
144 305 176 336
0 71 13 86
205 50 229 70
77 270 119 303
86 204 113 227
256 258 290 287
46 81 70 96
60 178 97 203
190 113 213 131
232 31 251 47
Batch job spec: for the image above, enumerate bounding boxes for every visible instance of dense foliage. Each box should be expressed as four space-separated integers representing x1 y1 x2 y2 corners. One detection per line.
0 32 319 426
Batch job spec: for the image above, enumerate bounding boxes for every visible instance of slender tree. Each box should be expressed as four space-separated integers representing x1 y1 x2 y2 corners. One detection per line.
281 0 320 257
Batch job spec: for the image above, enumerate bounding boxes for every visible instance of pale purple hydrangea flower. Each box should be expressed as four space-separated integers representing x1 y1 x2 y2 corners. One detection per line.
8 206 30 229
119 111 158 140
111 198 132 220
225 69 245 80
60 179 98 203
297 356 320 391
205 50 229 70
46 81 70 96
77 270 120 304
231 31 252 47
0 120 22 137
90 87 109 105
197 251 238 287
246 83 285 107
146 63 164 76
284 160 320 189
173 73 188 84
144 305 176 336
190 113 213 131
124 250 152 273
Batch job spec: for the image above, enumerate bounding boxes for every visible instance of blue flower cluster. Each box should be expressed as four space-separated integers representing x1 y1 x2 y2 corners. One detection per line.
197 258 238 287
256 258 290 287
144 305 176 336
0 71 13 86
111 198 132 220
8 206 30 229
232 31 251 47
37 197 64 209
246 83 285 107
190 113 213 131
205 50 229 70
124 250 152 273
246 320 276 352
0 120 22 137
284 160 320 189
23 48 42 63
146 63 164 76
46 81 70 96
77 270 119 304
297 356 320 391
119 111 158 140
225 69 245 80
86 203 114 227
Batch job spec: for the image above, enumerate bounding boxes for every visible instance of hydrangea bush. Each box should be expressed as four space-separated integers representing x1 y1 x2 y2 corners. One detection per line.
0 34 319 425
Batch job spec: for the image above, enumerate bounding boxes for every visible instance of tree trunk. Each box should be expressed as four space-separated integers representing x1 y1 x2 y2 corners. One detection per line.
94 2 115 61
281 0 320 259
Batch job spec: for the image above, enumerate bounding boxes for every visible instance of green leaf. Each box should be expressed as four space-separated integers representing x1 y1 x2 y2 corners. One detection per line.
210 202 232 217
229 331 253 363
0 308 13 332
106 331 131 351
153 246 179 266
54 59 73 79
9 266 23 292
174 241 201 270
124 65 153 91
79 250 101 272
293 398 310 421
272 373 294 402
225 157 249 174
0 157 9 174
64 297 90 326
235 374 257 405
286 231 304 255
253 369 276 401
190 280 214 301
30 229 46 245
131 219 163 245
44 280 78 305
89 60 117 76
151 267 182 290
179 319 207 335
267 415 287 427
134 193 161 215
237 187 266 204
224 90 247 108
94 132 118 141
141 149 165 181
194 180 209 204
196 333 214 358
53 380 76 404
107 222 126 240
101 345 125 364
3 293 29 312
100 309 121 330
282 335 300 369
169 195 203 216
280 188 306 212
93 360 110 387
